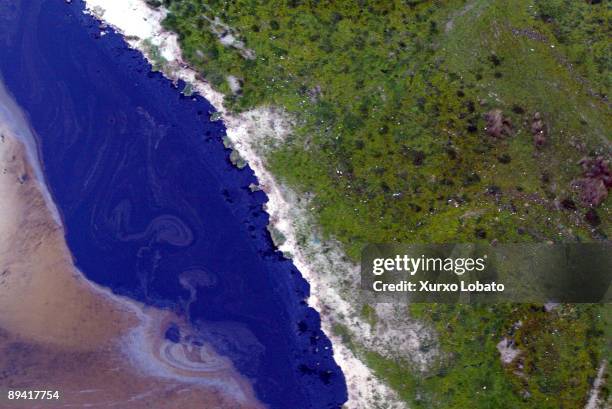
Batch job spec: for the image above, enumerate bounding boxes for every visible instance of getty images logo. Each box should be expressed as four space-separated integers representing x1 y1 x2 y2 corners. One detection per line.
372 254 487 276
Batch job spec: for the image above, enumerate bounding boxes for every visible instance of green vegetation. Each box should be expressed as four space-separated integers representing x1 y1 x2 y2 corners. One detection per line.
158 0 610 407
534 0 611 97
407 303 608 408
335 303 608 408
161 0 610 256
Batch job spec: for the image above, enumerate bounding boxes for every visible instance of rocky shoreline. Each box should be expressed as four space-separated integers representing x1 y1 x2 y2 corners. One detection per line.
81 1 436 407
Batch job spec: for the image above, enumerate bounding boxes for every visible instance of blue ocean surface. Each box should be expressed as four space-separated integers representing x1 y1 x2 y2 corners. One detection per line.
0 1 347 407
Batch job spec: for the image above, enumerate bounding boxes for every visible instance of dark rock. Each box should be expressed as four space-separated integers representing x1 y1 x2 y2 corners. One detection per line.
474 228 487 239
498 153 511 164
489 54 502 66
164 324 181 343
579 156 612 188
466 123 478 133
463 172 480 185
560 198 577 210
574 178 608 207
465 100 476 113
573 156 611 206
486 185 501 195
585 208 601 226
412 150 425 166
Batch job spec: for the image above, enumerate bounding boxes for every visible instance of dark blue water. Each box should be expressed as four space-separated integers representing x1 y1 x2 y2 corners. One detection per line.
0 1 347 407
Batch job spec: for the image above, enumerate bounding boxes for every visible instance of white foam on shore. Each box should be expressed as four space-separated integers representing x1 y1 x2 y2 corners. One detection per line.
81 1 434 407
0 78 61 225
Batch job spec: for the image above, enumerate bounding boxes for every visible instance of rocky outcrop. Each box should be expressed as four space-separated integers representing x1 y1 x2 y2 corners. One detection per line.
573 156 611 206
531 112 547 148
484 109 513 138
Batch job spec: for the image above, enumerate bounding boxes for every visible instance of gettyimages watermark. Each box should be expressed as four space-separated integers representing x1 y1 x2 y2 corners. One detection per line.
361 244 611 303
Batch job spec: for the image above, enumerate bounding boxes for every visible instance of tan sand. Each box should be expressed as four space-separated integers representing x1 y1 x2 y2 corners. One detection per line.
0 126 263 408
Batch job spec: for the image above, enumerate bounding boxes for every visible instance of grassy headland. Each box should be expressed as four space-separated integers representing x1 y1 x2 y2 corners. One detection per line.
156 0 610 407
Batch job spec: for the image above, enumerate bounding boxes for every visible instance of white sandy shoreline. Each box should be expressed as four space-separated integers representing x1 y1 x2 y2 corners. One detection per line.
80 1 426 407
